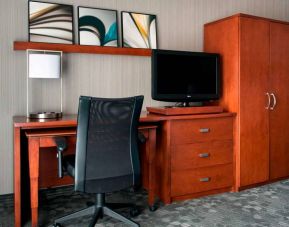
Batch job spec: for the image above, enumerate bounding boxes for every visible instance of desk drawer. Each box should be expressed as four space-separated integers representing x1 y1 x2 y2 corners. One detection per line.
171 140 233 171
171 164 233 196
170 117 233 145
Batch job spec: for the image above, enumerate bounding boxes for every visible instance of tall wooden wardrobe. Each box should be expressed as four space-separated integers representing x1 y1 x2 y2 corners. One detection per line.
204 14 289 190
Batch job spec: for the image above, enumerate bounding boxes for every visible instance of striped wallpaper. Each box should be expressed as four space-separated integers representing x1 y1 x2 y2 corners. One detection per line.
0 0 289 194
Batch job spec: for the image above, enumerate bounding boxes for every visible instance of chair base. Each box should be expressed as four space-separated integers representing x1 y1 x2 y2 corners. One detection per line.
53 193 140 227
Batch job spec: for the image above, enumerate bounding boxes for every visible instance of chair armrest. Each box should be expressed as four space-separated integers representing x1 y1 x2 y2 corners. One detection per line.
54 137 67 178
138 132 146 144
54 137 67 151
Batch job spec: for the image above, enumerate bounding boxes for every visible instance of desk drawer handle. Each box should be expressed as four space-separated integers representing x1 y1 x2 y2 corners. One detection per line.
199 177 211 182
199 153 210 158
199 128 210 133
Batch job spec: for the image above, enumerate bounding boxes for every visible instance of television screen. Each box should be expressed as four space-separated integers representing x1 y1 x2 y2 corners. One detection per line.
152 49 220 103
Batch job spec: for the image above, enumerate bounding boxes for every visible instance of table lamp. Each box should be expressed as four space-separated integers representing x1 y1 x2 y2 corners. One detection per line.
27 49 63 119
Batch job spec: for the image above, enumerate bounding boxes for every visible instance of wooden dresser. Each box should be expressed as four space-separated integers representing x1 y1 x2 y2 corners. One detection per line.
154 113 235 204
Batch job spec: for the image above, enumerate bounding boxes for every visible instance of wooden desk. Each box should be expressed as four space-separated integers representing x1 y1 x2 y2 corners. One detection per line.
13 113 159 227
14 112 235 227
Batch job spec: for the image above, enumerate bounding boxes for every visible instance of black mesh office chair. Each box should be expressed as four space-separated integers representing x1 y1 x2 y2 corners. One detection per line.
53 95 144 227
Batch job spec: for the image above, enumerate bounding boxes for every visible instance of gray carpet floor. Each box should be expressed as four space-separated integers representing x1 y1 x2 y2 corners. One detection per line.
1 180 289 227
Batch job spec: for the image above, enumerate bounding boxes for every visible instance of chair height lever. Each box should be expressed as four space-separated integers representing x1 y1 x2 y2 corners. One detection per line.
54 137 67 178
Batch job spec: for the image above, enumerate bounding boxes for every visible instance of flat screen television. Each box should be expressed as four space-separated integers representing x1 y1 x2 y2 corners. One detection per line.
151 49 220 106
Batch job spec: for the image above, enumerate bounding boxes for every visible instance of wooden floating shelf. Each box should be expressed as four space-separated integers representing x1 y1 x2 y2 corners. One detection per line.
13 41 152 57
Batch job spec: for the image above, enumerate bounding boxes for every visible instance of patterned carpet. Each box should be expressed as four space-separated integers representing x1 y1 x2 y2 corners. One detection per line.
1 180 289 227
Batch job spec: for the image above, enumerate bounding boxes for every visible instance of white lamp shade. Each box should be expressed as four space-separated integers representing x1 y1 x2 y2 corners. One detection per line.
28 52 61 78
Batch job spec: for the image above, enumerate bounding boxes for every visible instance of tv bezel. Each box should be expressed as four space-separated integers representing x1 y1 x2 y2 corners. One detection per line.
151 49 221 102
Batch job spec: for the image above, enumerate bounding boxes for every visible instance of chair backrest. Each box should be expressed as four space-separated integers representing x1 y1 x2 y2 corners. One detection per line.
74 95 144 193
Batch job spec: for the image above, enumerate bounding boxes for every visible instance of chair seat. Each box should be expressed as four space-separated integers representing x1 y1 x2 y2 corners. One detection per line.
63 154 135 193
64 155 75 177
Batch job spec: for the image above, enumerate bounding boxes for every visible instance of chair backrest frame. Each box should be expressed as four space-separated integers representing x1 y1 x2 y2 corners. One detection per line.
74 95 144 193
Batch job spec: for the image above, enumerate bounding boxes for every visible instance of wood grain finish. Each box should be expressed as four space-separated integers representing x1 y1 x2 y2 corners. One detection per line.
137 125 158 206
14 112 234 225
146 106 223 115
239 17 270 186
14 42 152 57
154 114 234 204
205 13 289 27
171 164 233 196
13 127 21 227
14 116 158 227
2 0 289 196
146 127 158 206
204 17 240 113
26 131 77 188
169 116 234 200
171 140 233 170
204 16 241 190
13 115 77 129
205 14 271 189
156 120 172 204
14 112 235 127
172 187 232 202
28 138 40 227
39 147 74 188
26 129 76 138
205 14 289 190
269 22 289 180
170 118 233 145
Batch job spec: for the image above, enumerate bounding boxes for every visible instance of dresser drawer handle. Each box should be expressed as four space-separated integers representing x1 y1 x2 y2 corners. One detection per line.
199 153 210 158
199 128 210 133
199 177 211 182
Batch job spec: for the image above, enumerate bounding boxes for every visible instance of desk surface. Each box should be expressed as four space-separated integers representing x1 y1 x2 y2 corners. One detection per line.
13 111 235 227
14 111 235 128
13 112 161 227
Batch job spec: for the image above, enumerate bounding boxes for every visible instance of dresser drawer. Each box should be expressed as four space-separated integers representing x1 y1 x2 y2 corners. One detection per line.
171 140 233 171
170 117 233 145
171 164 233 196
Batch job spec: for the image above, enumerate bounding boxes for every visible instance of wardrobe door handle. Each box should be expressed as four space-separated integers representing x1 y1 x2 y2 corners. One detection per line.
265 92 270 110
270 93 276 110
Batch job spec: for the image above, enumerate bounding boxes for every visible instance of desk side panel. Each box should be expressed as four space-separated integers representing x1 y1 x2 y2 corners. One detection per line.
14 127 21 227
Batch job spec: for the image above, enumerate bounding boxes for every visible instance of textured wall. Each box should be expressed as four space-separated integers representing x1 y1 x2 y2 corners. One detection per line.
1 0 289 195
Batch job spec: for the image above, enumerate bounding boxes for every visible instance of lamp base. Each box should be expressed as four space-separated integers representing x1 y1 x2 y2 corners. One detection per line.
28 112 62 119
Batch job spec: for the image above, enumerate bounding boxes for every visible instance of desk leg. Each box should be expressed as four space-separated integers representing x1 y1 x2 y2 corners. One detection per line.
147 128 157 208
14 127 21 227
28 138 40 227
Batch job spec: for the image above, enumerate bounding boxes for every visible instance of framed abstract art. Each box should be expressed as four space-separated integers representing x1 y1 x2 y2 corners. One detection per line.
121 11 157 49
28 1 74 44
78 7 118 47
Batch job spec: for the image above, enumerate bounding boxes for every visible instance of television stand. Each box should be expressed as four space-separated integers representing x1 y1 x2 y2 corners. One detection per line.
146 105 223 115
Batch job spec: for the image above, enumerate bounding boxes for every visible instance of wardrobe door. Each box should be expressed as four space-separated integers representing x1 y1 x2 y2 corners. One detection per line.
239 17 270 186
269 22 289 180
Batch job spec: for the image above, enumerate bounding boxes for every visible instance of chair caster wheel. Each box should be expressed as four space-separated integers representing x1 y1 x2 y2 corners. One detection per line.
130 206 140 217
149 203 158 212
53 223 62 227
